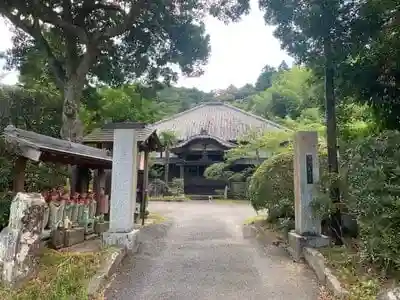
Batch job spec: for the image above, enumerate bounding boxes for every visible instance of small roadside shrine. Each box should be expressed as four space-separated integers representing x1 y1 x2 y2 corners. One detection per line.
0 123 161 286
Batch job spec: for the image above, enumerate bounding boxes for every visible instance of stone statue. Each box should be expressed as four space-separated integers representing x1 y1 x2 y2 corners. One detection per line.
70 193 80 225
48 197 65 231
87 192 97 219
98 187 109 215
0 193 46 285
41 201 50 232
63 216 72 230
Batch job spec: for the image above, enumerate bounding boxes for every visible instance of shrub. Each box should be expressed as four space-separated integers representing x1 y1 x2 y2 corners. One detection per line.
170 178 184 195
148 179 169 197
342 130 400 274
0 192 12 231
248 150 327 226
248 151 295 220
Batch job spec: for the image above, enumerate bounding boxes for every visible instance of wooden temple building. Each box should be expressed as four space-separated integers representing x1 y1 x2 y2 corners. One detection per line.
83 102 285 196
150 102 285 195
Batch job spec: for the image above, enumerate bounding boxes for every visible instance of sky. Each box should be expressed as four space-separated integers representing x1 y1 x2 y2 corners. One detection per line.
0 0 293 92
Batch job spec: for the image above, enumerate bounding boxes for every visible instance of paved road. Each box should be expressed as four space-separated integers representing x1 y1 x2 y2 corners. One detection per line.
105 201 319 300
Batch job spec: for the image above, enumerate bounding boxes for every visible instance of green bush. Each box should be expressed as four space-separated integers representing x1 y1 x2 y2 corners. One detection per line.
248 151 295 220
248 150 327 227
342 130 400 274
0 192 12 231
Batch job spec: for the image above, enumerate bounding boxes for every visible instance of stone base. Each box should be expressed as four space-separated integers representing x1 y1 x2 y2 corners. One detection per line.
288 230 330 261
64 227 85 247
50 229 65 249
94 222 110 235
102 229 139 253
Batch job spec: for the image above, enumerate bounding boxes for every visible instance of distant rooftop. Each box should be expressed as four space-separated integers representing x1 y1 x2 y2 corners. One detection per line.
152 102 286 141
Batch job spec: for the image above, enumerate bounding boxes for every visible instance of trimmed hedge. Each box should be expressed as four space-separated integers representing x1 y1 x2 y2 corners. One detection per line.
248 150 327 235
248 151 295 220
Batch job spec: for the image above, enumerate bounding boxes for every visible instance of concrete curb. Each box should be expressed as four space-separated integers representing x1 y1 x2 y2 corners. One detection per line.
303 247 349 299
244 222 349 299
87 246 127 298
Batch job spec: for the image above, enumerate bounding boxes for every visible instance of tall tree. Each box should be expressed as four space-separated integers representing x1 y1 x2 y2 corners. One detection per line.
0 0 250 141
278 60 289 72
255 64 277 91
258 0 354 244
159 130 177 186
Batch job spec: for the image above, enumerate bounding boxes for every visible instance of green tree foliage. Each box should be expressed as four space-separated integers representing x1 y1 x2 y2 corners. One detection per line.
341 131 400 273
251 67 319 119
337 1 400 130
80 85 162 132
0 0 250 141
159 130 177 185
255 64 277 91
0 85 67 198
203 162 233 181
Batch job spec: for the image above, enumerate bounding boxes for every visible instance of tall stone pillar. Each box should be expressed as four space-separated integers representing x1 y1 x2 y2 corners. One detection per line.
288 131 329 261
102 123 142 252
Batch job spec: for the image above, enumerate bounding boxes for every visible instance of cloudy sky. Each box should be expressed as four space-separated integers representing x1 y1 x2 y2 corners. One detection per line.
0 0 293 92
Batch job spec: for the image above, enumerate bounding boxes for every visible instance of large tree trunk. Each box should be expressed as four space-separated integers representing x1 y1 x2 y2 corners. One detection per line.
60 76 84 142
324 37 342 245
60 76 85 194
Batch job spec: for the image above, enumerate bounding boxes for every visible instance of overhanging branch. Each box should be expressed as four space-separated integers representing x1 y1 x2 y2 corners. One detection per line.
102 0 147 38
31 0 88 44
0 8 66 89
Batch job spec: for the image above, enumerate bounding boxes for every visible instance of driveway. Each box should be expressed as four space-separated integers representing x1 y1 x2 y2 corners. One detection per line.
104 201 319 300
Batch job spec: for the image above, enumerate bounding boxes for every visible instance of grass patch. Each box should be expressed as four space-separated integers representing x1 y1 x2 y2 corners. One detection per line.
214 199 250 204
0 248 106 300
243 214 267 225
136 212 167 226
147 212 167 224
319 244 398 300
148 195 189 202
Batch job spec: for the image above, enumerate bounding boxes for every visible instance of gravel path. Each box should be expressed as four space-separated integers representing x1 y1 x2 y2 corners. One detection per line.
104 201 319 300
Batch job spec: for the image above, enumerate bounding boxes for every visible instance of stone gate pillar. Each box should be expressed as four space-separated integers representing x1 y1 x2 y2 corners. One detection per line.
288 131 329 261
102 122 143 252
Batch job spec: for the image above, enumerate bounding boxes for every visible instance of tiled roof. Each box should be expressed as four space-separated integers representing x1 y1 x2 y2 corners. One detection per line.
83 126 156 143
171 134 236 149
152 102 286 141
3 125 112 167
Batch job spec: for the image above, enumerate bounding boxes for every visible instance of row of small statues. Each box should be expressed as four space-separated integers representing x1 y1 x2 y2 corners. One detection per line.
41 187 109 232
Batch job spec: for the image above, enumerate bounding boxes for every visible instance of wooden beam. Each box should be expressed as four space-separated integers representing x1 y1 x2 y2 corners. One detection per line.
141 151 149 225
13 156 27 193
20 146 42 161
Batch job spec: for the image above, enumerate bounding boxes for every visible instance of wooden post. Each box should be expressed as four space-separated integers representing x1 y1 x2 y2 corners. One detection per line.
141 151 149 225
94 168 106 216
73 167 90 193
13 156 27 193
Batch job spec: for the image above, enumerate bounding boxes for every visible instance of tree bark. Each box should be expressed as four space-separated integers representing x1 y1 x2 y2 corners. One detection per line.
324 37 343 245
60 76 84 142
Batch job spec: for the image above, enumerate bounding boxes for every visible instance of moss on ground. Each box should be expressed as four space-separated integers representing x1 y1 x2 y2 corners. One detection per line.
0 248 106 300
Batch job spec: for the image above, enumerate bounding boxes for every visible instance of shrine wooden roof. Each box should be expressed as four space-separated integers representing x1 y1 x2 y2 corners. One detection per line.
152 102 287 142
3 125 112 168
171 134 236 151
82 125 162 151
